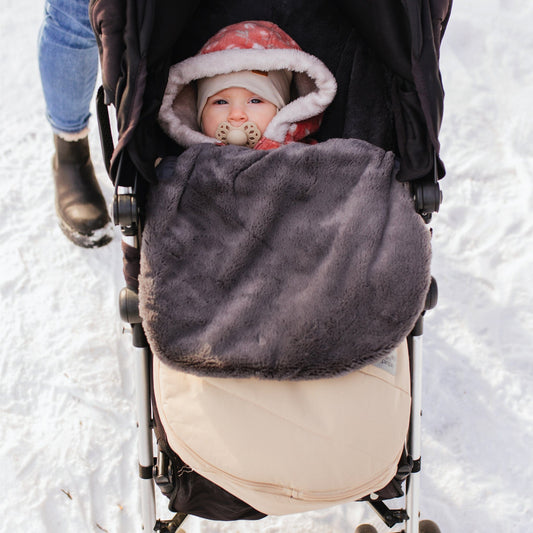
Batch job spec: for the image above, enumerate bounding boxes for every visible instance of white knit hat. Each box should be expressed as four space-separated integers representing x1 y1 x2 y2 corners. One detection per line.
197 69 292 124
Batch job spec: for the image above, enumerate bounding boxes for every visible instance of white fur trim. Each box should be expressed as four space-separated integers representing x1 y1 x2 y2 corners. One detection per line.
159 48 337 147
54 127 90 142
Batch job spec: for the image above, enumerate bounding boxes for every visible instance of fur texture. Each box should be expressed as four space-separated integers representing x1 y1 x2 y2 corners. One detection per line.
139 139 432 380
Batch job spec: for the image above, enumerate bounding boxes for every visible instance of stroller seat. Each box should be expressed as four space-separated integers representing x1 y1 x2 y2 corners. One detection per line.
153 340 410 515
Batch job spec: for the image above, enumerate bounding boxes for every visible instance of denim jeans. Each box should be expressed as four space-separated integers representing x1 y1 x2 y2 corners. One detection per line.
38 0 98 135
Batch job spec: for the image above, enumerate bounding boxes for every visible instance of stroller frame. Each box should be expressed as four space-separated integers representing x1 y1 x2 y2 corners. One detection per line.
112 169 440 533
91 2 450 528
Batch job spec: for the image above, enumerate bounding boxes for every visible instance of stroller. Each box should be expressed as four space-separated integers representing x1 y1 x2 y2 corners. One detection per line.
89 1 451 531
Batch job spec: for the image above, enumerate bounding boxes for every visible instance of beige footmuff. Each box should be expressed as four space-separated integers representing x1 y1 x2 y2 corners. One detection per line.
153 341 410 515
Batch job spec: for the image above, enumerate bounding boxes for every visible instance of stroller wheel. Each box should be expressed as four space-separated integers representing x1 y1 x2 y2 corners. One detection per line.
354 525 378 533
419 519 441 533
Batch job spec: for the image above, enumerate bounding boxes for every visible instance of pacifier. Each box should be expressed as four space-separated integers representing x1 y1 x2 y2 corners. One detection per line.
215 121 262 148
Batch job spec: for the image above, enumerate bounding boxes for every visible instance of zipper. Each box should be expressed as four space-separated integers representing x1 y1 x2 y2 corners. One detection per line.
164 418 402 503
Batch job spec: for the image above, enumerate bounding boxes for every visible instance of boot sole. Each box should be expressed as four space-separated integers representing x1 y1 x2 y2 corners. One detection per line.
57 215 114 248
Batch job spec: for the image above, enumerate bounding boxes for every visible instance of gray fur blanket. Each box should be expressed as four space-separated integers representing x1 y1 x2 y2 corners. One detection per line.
139 139 431 380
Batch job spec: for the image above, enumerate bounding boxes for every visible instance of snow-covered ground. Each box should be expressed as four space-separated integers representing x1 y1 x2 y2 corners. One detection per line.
1 1 532 532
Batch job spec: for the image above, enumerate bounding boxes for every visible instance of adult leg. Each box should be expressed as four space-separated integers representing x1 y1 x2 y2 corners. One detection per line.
38 0 112 248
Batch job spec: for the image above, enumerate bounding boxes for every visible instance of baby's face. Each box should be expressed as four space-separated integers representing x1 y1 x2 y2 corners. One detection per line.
201 87 277 138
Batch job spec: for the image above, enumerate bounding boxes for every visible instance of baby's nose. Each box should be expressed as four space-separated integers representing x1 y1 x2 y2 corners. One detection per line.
228 106 247 125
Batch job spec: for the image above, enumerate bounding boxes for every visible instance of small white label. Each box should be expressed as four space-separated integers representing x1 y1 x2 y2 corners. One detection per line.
373 350 398 376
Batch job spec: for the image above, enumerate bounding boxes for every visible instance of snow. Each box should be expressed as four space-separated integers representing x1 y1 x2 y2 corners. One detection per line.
1 1 532 531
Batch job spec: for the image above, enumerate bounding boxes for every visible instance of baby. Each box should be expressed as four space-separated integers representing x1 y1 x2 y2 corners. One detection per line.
158 20 337 150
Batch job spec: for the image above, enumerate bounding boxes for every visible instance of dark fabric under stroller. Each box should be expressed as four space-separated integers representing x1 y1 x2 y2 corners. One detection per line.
89 1 451 531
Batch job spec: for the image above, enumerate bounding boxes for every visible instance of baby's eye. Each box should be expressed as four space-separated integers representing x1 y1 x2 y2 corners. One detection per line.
249 97 264 104
213 99 228 105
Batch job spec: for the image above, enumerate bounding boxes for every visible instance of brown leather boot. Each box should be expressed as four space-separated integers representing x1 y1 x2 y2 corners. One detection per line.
53 134 113 248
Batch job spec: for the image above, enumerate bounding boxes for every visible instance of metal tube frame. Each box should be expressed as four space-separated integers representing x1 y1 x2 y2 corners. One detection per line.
367 328 425 533
122 226 158 532
405 333 423 533
134 341 157 531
